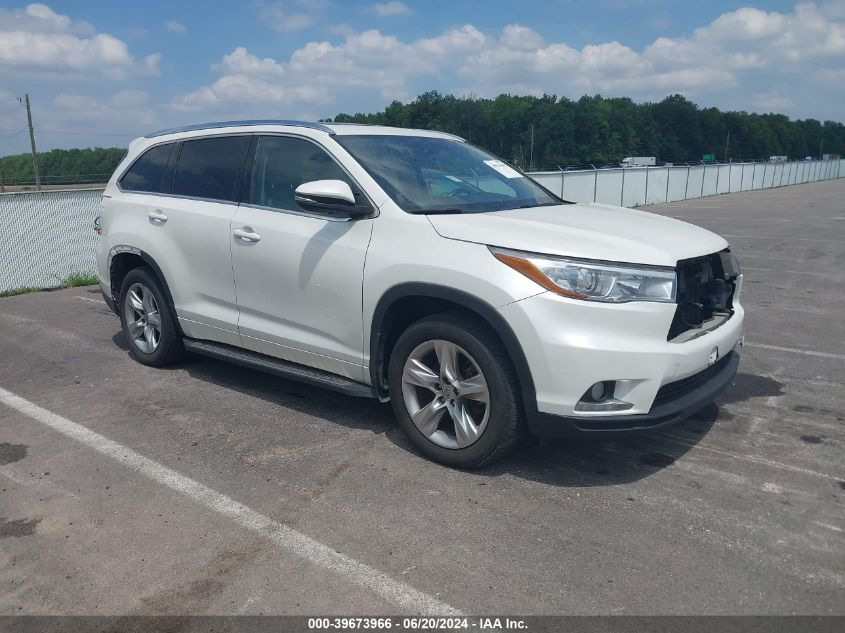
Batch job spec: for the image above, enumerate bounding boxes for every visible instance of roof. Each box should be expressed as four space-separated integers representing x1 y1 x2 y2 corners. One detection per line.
143 119 334 138
143 119 464 141
326 123 463 140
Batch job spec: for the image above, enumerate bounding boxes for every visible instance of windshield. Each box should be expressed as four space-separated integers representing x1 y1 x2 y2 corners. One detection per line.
335 134 563 213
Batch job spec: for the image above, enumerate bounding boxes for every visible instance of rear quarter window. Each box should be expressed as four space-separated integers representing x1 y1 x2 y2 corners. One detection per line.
119 143 174 193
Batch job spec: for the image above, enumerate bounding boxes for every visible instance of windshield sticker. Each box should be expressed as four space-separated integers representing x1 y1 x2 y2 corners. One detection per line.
484 160 522 178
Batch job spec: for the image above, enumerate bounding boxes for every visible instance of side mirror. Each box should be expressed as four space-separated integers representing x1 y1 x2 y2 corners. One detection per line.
294 180 371 218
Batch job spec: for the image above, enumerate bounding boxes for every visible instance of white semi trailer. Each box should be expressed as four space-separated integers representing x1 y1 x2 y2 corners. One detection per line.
621 156 656 167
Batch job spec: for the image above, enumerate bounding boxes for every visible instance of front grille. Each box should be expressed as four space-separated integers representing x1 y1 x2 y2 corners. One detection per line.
652 352 733 407
667 250 738 340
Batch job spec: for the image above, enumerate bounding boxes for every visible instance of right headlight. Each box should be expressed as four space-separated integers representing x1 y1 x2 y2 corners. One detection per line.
491 247 677 303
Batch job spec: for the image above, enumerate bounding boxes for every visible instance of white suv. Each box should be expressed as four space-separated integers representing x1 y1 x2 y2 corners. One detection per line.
96 120 744 468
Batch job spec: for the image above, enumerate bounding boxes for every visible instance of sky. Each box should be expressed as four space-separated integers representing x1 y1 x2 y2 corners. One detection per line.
1 0 844 154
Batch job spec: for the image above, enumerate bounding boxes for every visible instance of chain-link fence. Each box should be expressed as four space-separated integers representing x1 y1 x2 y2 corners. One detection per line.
1 158 844 293
0 187 104 293
527 158 844 205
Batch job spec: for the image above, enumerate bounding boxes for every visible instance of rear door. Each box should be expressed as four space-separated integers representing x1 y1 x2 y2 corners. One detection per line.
230 134 374 381
145 134 250 346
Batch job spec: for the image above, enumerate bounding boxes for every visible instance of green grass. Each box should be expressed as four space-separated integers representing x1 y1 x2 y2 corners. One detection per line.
0 272 99 298
63 272 99 287
0 286 44 298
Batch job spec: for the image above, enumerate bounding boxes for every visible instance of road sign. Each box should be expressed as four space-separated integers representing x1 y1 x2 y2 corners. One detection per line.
703 153 716 162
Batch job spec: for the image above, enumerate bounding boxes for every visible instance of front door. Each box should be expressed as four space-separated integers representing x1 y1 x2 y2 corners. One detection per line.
230 135 373 381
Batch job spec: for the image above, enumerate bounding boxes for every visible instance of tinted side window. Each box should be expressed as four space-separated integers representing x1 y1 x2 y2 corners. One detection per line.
120 143 173 193
247 136 352 211
172 136 249 202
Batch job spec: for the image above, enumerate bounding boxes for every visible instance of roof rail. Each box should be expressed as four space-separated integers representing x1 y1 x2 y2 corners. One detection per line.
144 119 335 138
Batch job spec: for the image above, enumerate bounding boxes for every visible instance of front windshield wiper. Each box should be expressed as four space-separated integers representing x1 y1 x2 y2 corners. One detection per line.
412 207 465 215
516 201 563 209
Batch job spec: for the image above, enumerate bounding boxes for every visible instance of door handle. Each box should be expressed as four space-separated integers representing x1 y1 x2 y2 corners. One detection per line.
233 227 261 243
148 210 168 224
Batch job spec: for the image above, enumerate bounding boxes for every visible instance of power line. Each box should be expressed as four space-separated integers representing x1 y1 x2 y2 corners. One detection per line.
37 130 137 137
0 126 27 138
0 127 136 137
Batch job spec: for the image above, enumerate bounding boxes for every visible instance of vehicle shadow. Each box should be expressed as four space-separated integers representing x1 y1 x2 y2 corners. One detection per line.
111 331 778 488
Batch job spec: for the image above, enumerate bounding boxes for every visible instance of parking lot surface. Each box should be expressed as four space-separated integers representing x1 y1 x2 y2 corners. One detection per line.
1 179 843 615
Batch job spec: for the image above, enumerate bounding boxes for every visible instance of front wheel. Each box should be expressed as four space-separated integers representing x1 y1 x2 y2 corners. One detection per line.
388 313 524 468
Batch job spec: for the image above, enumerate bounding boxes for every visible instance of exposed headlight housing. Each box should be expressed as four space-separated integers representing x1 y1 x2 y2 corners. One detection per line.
491 247 677 303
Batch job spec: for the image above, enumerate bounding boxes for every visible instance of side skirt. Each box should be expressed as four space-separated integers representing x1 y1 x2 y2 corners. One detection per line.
183 338 377 399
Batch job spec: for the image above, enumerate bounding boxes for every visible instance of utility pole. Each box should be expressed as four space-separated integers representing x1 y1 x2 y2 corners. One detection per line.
529 123 534 172
20 94 41 191
723 130 730 164
819 136 824 160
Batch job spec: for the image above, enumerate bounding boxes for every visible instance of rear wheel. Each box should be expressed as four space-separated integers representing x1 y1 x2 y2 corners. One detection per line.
119 267 184 367
388 313 524 468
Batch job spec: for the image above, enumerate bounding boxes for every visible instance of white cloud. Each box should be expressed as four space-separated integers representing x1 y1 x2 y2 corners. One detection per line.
367 2 411 17
0 3 94 35
142 53 162 76
171 4 845 118
459 5 845 100
7 1 840 147
0 3 161 78
213 47 285 76
53 89 156 126
645 3 845 67
259 1 316 33
500 24 545 51
164 20 186 34
752 91 795 111
173 24 488 111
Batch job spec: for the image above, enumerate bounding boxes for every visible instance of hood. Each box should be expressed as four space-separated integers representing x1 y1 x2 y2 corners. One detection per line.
426 203 728 267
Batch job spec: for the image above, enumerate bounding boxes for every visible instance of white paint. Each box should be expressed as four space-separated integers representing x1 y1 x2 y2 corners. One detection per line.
0 386 460 616
746 343 845 361
814 522 843 533
0 464 37 487
74 296 105 304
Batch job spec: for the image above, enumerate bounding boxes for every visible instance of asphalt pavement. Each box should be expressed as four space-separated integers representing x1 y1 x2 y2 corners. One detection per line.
0 178 843 616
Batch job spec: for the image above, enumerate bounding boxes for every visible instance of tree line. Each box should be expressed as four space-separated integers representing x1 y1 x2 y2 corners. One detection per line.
0 147 126 186
1 93 842 184
329 92 844 169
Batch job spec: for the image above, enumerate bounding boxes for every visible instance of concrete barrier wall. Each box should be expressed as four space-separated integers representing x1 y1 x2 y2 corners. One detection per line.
530 159 844 205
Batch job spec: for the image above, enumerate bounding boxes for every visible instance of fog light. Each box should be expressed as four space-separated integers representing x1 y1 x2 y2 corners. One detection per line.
589 381 611 402
575 381 634 413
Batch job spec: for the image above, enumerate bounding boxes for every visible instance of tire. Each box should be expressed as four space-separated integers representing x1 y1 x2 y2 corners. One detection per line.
388 312 524 468
118 266 184 367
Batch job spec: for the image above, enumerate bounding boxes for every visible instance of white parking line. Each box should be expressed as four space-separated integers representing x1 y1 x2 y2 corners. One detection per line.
74 296 105 304
0 386 460 616
745 343 845 361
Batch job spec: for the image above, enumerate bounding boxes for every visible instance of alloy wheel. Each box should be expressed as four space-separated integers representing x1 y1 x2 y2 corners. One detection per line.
123 282 162 354
401 339 490 449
